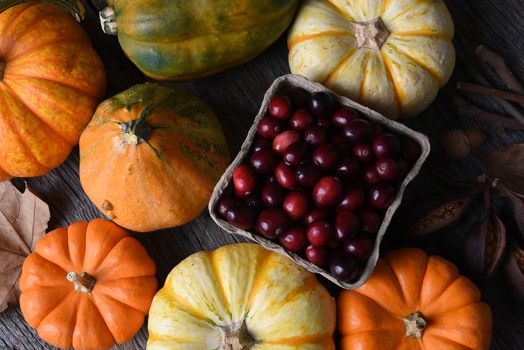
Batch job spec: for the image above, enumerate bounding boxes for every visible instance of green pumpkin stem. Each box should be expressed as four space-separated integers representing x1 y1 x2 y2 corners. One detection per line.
100 6 117 35
67 272 96 293
404 311 427 339
0 0 85 21
121 105 153 145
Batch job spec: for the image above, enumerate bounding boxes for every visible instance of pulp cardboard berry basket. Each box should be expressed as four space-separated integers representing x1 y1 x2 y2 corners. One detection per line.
209 74 430 289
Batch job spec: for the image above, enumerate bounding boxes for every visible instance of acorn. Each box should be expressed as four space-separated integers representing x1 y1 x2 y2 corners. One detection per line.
440 129 487 160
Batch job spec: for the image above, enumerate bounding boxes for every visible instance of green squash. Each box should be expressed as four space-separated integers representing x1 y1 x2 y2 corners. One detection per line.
100 0 298 80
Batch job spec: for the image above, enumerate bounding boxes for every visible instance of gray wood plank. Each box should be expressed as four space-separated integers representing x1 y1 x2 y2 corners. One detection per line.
1 0 524 349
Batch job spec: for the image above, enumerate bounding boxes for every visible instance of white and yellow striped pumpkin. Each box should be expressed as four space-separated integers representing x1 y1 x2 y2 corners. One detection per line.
147 243 336 349
288 0 455 119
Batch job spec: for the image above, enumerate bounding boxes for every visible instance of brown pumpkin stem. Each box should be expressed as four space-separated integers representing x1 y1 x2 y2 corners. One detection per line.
354 17 390 50
121 106 153 145
404 311 427 339
0 0 85 21
219 322 256 350
0 60 5 81
67 272 96 293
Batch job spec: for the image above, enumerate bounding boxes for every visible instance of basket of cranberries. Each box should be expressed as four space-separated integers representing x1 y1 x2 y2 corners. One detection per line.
209 74 430 289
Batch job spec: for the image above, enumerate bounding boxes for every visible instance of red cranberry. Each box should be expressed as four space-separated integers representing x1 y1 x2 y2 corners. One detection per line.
265 175 277 184
344 237 373 261
336 157 360 178
283 191 309 220
332 132 352 153
401 137 422 163
359 208 382 234
273 130 301 155
233 164 257 197
226 204 257 230
285 87 310 109
252 137 273 152
313 176 343 207
327 237 342 250
330 256 360 282
331 107 357 127
283 142 306 166
279 227 307 252
317 117 331 127
304 126 328 146
373 134 401 159
257 116 281 138
306 245 329 266
335 211 360 241
362 165 381 185
217 197 240 219
307 220 333 246
261 182 285 207
368 183 395 209
344 119 372 144
313 144 338 170
256 208 289 238
304 208 330 225
289 109 314 130
275 163 296 190
296 163 322 187
269 95 292 120
370 121 386 136
310 91 335 118
339 188 365 211
375 158 400 180
245 193 263 210
353 144 375 163
250 150 278 174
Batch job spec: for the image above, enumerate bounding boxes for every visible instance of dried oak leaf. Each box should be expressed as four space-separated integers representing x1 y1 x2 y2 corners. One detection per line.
483 144 524 198
0 182 50 312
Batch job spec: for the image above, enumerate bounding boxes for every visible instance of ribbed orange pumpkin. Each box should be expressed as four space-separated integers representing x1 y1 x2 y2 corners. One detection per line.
0 2 106 180
19 219 157 350
338 248 492 350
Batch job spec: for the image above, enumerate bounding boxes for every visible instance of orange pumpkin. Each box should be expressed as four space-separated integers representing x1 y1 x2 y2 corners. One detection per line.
19 219 157 350
338 248 492 350
0 2 106 181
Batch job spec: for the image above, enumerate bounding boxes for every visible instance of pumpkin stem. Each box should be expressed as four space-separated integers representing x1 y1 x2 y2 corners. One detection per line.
219 322 256 350
67 272 96 293
0 60 5 81
0 0 85 21
354 17 390 50
404 311 427 339
100 6 117 35
121 105 153 145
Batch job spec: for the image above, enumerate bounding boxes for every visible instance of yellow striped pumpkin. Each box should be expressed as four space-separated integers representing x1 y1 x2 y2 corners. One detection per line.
288 0 455 119
147 244 336 349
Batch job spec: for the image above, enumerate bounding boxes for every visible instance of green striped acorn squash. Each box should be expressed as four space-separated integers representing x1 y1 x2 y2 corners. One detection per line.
99 0 298 80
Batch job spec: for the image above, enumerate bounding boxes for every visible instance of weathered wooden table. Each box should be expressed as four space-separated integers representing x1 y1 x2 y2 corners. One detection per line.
2 0 524 349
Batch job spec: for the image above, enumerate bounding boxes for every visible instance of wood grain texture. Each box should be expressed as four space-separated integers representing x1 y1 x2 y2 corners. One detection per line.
1 0 524 349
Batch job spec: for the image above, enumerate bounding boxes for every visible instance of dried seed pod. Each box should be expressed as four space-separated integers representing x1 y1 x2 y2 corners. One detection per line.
441 129 487 160
463 212 507 281
504 247 524 302
495 182 524 240
401 194 474 238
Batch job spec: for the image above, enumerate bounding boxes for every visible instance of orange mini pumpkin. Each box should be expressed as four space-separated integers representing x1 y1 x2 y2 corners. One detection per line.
19 219 157 350
338 248 492 350
0 2 106 180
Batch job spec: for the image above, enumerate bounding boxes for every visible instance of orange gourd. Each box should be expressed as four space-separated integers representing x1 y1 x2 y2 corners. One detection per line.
338 248 492 350
19 219 157 350
0 2 106 180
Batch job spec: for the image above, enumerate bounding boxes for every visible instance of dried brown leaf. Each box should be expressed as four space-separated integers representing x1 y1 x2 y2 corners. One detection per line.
0 182 50 312
483 144 524 198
